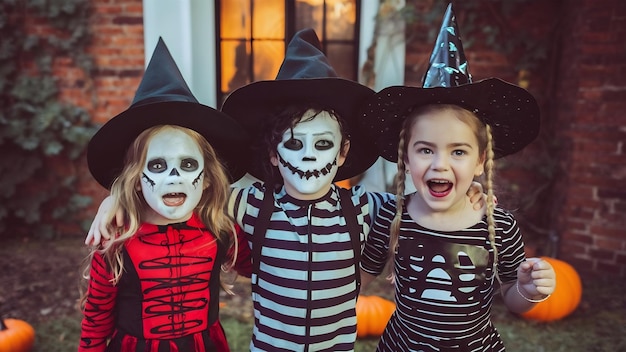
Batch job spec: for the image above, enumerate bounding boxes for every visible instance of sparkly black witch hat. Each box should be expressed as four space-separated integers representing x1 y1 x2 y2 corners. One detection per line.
361 3 540 161
422 2 471 88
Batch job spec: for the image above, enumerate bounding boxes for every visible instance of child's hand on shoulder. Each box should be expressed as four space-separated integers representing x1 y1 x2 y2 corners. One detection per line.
466 181 497 210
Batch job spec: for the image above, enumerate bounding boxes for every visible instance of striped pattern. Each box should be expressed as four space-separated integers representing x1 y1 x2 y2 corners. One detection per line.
232 183 390 351
361 200 525 352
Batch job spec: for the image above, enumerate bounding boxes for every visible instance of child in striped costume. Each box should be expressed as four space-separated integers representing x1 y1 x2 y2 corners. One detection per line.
358 5 556 351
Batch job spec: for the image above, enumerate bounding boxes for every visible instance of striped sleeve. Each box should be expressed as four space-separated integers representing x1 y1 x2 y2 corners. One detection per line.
363 188 393 228
360 200 396 276
495 207 527 283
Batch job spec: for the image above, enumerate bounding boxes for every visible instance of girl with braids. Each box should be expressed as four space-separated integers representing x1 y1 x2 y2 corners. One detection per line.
359 97 555 351
357 4 555 351
79 39 252 351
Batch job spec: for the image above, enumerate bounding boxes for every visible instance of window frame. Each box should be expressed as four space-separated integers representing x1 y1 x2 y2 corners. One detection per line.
215 0 361 106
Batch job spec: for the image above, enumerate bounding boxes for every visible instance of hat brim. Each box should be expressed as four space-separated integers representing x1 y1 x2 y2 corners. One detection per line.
362 78 540 161
222 78 377 182
88 101 249 189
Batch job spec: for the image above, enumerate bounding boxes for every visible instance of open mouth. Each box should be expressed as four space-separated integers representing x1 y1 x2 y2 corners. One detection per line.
163 192 186 207
427 180 453 197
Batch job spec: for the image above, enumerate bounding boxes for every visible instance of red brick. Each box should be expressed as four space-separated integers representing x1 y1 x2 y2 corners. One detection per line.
561 231 594 245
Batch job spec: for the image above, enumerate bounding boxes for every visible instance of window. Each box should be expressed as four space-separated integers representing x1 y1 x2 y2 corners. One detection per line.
216 0 360 105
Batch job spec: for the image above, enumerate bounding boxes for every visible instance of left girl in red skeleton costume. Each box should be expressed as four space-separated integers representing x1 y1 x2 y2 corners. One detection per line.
78 38 252 352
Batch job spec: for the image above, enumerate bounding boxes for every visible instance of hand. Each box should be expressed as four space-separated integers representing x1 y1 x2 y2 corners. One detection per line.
85 196 123 246
517 257 556 298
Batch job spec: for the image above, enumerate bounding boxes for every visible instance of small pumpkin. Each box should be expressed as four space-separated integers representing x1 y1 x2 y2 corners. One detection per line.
0 318 35 352
355 295 396 338
520 256 582 322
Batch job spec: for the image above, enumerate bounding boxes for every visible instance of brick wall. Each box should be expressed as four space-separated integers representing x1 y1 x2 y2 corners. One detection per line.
404 0 626 276
551 0 626 276
87 0 144 124
64 0 146 204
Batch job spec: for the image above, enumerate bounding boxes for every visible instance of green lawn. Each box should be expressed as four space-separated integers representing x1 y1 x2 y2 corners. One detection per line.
29 275 624 351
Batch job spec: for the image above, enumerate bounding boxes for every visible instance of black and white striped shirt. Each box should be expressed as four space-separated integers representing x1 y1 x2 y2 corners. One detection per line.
231 183 390 351
361 199 526 352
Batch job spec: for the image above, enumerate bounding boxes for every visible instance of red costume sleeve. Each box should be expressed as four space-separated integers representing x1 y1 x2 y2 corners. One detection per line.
79 252 118 352
231 224 253 277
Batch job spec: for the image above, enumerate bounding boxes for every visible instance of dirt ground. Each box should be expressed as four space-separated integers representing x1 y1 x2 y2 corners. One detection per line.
0 236 89 327
0 236 258 327
1 235 624 352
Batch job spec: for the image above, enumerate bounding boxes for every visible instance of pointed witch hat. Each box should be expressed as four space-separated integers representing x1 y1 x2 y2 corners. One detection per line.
88 37 249 189
221 28 377 182
361 3 540 162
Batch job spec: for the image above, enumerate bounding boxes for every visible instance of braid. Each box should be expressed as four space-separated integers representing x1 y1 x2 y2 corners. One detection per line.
387 120 410 278
484 124 500 284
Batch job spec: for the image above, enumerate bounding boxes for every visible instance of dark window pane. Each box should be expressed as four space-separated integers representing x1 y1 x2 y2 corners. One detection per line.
326 43 355 80
295 0 323 34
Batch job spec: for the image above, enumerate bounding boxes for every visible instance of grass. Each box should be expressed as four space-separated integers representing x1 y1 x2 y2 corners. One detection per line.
28 275 624 352
5 237 622 351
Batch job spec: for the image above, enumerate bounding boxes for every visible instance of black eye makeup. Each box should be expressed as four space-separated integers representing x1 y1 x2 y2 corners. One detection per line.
315 139 334 150
180 158 199 171
283 138 303 150
147 158 167 173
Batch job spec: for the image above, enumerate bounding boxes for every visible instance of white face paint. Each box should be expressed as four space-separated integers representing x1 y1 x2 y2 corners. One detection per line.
271 110 346 200
140 128 205 225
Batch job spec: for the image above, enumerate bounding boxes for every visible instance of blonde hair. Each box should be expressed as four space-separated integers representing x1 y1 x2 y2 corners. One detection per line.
389 104 499 281
81 125 238 306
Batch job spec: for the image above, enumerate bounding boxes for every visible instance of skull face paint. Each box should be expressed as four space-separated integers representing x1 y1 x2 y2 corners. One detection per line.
271 110 347 200
140 128 205 224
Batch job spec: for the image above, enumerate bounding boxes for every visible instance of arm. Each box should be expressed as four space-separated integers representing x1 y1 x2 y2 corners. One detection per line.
231 224 253 278
79 253 118 352
501 257 556 314
85 195 124 246
360 201 395 286
360 270 377 290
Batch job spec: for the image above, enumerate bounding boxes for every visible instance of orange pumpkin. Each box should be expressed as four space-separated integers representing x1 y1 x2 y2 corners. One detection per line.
0 318 35 352
355 295 396 338
520 256 582 322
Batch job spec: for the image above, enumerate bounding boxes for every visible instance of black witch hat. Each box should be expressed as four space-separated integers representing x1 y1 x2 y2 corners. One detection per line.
221 28 377 182
88 37 249 189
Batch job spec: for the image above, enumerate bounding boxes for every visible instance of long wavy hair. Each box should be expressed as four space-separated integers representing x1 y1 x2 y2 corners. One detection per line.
388 104 499 281
80 125 238 307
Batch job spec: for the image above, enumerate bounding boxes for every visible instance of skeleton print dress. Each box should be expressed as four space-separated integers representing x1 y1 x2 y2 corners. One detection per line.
79 214 252 352
361 199 526 352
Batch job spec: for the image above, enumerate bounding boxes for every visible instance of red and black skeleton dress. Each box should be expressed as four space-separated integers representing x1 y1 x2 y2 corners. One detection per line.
79 213 252 352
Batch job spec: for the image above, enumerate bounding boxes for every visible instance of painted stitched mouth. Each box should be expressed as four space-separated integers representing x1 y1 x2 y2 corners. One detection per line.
163 192 186 206
277 154 337 180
